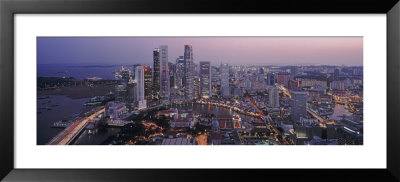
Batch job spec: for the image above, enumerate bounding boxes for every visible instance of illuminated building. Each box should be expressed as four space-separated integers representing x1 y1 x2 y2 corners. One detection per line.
291 91 307 122
160 45 170 104
298 79 328 89
120 67 130 82
168 62 175 88
115 83 127 103
127 80 137 109
135 66 146 109
277 72 290 87
193 63 200 99
200 61 211 99
105 101 127 120
267 72 277 85
288 78 300 91
152 48 161 101
143 65 152 104
268 86 280 108
175 56 185 90
331 80 345 90
184 45 194 100
220 63 230 98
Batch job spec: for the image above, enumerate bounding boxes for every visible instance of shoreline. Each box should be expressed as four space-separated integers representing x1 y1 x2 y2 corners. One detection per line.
37 84 116 99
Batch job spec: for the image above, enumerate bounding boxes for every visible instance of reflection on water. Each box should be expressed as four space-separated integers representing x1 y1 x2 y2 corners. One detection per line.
171 103 261 122
38 100 262 145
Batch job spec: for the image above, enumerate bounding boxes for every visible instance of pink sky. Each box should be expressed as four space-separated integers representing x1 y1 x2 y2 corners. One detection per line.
37 37 363 66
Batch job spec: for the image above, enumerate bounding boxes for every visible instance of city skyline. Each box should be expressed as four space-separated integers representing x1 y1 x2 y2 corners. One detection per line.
37 37 363 146
37 37 363 66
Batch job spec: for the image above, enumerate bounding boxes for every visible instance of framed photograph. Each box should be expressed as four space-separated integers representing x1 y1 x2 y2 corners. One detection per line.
1 0 399 181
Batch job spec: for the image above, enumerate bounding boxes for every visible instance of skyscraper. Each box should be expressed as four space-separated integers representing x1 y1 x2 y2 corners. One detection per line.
152 48 161 102
288 78 300 91
291 91 307 122
143 65 152 105
135 66 146 109
168 62 175 88
267 72 277 85
200 61 211 99
268 86 280 108
175 56 185 90
127 80 137 110
115 83 127 103
220 63 230 98
277 72 290 88
193 63 200 99
184 45 194 100
160 45 170 104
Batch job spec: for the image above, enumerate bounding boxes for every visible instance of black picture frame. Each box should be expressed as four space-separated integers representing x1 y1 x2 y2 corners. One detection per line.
1 0 399 181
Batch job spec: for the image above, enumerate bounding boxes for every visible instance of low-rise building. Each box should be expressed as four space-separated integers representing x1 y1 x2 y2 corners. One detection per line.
105 101 127 120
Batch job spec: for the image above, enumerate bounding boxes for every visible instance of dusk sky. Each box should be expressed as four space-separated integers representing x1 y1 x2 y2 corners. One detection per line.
37 37 363 66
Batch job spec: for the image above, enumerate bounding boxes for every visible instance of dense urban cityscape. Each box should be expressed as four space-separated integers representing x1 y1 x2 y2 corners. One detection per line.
37 38 363 145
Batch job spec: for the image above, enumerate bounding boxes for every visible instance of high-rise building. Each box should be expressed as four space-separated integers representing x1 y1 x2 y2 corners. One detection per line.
127 81 137 103
175 56 185 90
135 66 146 109
115 83 127 103
200 61 211 99
143 65 152 105
184 45 194 100
168 62 175 88
288 78 300 91
153 48 161 102
268 86 280 108
160 45 170 104
291 91 307 122
127 80 137 110
193 63 200 99
121 68 131 82
267 72 277 85
220 63 230 98
211 66 219 83
277 72 290 88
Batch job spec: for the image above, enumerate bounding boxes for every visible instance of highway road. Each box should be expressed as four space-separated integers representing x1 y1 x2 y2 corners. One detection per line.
307 109 326 123
48 107 105 145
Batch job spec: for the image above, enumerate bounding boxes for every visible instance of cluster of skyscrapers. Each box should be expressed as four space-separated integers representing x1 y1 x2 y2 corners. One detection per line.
115 44 223 111
110 44 363 145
